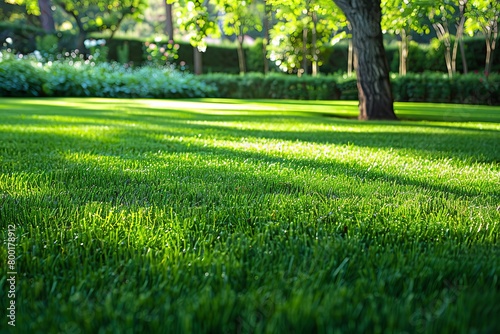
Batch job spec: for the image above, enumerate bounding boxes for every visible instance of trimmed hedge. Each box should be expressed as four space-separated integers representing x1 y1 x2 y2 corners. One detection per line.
1 52 498 105
0 55 215 98
201 72 500 105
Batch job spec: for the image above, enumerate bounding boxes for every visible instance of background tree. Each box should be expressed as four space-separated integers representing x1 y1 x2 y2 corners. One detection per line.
268 0 342 76
38 0 55 32
164 2 174 41
53 0 147 50
5 0 39 16
214 0 261 74
381 0 430 75
465 0 500 77
261 0 272 74
333 0 396 120
169 0 220 75
456 0 469 74
424 0 467 77
4 0 50 28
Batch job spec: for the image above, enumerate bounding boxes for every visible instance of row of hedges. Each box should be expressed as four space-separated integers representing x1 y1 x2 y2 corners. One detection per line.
1 53 498 105
202 72 500 105
0 55 215 98
2 22 498 75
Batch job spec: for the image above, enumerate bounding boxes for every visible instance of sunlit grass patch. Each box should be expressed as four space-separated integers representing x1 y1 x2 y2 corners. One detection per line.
0 98 499 333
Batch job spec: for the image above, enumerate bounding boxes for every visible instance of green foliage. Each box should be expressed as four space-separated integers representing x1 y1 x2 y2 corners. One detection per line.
0 98 499 333
143 39 180 66
0 21 45 54
268 0 345 74
106 37 144 64
116 41 130 64
0 53 46 96
391 72 500 105
202 72 499 105
35 34 59 59
201 72 343 99
1 46 498 105
4 0 40 15
0 52 215 98
2 19 498 75
53 0 148 35
169 0 220 51
215 0 262 38
464 0 500 38
382 0 430 36
85 39 109 63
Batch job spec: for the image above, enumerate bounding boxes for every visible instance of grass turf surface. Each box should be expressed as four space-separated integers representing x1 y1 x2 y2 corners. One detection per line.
1 98 499 333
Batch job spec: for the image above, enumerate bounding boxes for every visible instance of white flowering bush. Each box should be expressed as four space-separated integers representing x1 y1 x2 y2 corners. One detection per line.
0 49 215 98
0 51 48 97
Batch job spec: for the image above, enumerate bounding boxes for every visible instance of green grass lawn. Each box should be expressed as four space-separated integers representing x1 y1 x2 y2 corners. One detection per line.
1 98 499 333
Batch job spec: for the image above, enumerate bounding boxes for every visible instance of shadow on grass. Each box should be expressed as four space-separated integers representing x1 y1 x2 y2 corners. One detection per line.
1 98 499 200
1 127 497 203
2 98 499 160
2 100 499 333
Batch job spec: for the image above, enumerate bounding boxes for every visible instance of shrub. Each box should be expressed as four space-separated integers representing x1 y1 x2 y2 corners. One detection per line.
43 62 216 98
0 51 216 99
35 34 59 60
203 73 353 100
391 72 500 105
1 49 497 105
0 53 47 97
202 72 499 105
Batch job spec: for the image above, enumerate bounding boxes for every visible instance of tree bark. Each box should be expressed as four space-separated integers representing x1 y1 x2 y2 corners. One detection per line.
236 29 246 74
262 1 271 74
483 17 498 78
38 0 55 32
193 47 203 75
432 21 453 77
311 10 318 76
399 29 408 76
333 0 396 120
301 27 308 75
165 3 174 41
347 38 354 76
453 0 467 74
485 35 492 77
347 23 354 77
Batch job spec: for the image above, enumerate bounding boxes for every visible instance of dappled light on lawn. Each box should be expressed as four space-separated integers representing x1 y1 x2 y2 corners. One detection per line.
0 98 499 333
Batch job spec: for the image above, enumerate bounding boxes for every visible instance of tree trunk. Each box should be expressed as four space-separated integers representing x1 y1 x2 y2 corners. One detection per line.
347 38 354 76
55 2 87 51
236 31 246 74
484 19 498 78
347 23 354 77
432 21 453 77
333 0 396 120
399 29 408 76
485 36 492 77
38 0 55 32
454 0 467 74
301 27 308 76
311 11 318 76
452 3 466 74
193 47 203 75
77 30 87 52
165 3 174 41
262 0 271 74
